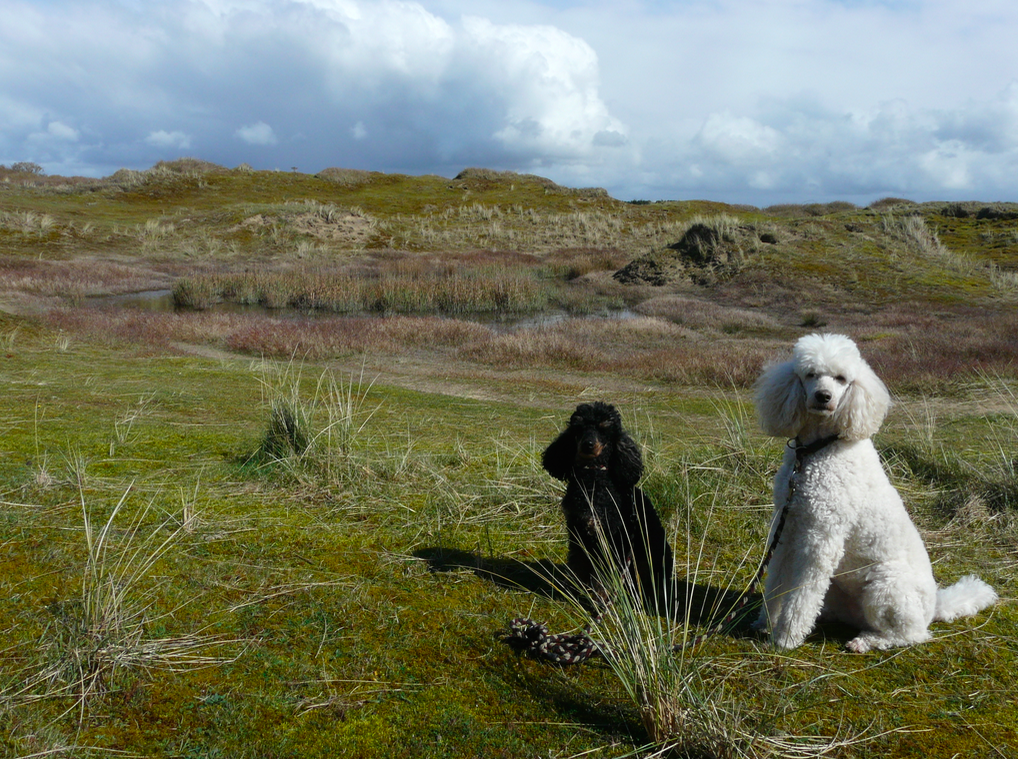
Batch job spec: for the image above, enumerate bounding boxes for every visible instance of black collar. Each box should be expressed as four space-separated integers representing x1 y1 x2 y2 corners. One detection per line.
789 433 840 465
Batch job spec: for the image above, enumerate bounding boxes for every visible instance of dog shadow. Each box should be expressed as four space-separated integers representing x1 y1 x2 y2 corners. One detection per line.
413 546 759 636
413 546 570 599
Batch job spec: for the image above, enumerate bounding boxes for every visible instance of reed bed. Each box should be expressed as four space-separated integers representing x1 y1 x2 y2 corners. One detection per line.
172 260 554 315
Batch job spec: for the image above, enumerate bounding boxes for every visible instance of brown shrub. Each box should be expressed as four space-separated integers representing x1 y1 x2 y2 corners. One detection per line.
0 258 167 299
634 295 781 333
624 341 773 386
224 314 493 358
315 167 379 186
151 158 227 174
867 197 916 211
459 327 607 370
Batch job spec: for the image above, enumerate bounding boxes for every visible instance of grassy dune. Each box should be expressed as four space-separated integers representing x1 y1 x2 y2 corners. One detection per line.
0 161 1016 757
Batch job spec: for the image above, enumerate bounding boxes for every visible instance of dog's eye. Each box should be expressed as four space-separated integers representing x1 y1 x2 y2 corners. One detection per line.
835 375 847 384
804 372 815 379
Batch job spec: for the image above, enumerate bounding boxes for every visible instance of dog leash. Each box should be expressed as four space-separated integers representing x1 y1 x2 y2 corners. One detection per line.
680 433 841 648
761 433 841 577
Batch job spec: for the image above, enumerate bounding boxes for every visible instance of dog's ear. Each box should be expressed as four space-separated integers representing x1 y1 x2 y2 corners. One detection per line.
754 360 806 438
611 431 644 487
542 427 575 480
835 359 890 440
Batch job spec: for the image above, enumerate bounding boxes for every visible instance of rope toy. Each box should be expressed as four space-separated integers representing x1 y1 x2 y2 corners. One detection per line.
506 617 601 665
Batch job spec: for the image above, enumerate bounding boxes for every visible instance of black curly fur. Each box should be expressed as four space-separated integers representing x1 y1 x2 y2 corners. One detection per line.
542 402 674 607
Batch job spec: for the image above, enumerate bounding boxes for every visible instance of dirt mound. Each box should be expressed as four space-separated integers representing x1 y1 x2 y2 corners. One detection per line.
453 167 610 199
614 221 748 286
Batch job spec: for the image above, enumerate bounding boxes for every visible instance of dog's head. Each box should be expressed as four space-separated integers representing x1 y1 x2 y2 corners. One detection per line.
568 402 623 465
755 333 890 440
542 402 643 485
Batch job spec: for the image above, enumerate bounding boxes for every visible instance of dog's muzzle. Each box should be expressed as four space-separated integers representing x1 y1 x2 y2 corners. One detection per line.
808 389 835 414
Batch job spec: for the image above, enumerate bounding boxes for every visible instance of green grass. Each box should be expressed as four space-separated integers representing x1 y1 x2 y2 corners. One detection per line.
1 163 1017 757
0 324 1015 758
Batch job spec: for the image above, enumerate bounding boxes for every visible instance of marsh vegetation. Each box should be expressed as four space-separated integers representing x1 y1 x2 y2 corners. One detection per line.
0 160 1016 757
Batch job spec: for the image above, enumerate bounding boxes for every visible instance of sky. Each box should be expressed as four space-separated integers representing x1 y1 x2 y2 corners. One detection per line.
3 0 1018 205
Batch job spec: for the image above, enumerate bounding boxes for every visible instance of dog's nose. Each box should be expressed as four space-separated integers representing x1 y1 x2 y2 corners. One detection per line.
815 389 832 404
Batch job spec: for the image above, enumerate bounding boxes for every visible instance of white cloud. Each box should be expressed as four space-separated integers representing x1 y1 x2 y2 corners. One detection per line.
45 121 79 141
235 121 278 146
459 16 625 158
694 113 781 164
919 141 975 191
24 120 80 155
146 130 192 150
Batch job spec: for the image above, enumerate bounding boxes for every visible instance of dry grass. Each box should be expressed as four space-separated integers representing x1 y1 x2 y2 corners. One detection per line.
0 258 171 302
41 294 1018 392
377 204 692 253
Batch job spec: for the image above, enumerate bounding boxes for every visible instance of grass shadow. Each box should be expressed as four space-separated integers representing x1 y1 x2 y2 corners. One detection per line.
491 657 646 747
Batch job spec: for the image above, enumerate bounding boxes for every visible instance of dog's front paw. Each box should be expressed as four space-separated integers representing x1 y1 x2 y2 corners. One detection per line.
770 625 806 650
845 636 872 653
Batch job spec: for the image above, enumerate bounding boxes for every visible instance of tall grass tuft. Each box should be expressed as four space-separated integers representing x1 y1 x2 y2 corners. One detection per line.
251 359 378 484
881 213 949 258
964 375 1018 515
6 464 234 722
262 399 311 458
545 513 866 759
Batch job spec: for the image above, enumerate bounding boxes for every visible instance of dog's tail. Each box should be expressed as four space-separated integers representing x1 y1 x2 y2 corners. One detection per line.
934 575 998 622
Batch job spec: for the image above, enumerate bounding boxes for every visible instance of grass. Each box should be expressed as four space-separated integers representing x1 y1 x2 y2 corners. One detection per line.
0 331 1015 757
0 163 1017 756
562 552 871 758
4 466 237 733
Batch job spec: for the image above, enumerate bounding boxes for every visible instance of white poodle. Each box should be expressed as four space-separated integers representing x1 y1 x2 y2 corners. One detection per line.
753 333 996 652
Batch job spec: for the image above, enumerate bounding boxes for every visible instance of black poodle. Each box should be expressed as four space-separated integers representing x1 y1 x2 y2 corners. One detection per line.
542 402 674 607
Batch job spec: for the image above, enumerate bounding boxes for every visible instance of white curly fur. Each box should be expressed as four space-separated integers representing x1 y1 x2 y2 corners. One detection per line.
753 333 997 652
